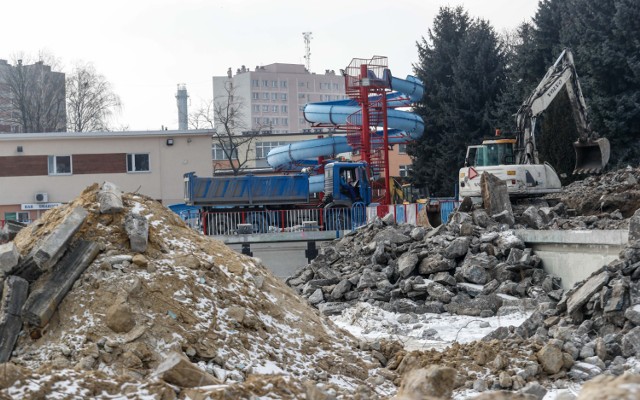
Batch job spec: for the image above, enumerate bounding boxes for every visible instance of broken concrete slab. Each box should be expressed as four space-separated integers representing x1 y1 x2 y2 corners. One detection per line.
481 172 513 217
0 276 29 362
0 221 27 243
124 213 149 253
630 208 640 242
9 255 44 283
0 242 20 277
22 240 100 328
153 351 221 387
567 271 610 315
33 206 88 271
97 182 124 214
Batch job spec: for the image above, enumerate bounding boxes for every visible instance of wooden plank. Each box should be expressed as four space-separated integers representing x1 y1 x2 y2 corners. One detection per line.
22 240 100 328
0 276 29 362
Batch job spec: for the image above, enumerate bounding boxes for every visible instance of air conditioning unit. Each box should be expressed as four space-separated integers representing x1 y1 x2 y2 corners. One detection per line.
35 192 48 203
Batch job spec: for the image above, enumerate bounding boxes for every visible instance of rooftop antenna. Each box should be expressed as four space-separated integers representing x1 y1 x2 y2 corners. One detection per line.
303 32 312 72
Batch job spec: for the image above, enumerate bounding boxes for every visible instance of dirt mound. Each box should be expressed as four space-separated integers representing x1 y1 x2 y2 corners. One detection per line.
2 184 391 398
551 165 640 218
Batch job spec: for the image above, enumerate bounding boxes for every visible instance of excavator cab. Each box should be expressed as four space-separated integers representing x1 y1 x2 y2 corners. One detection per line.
573 137 610 174
465 139 516 167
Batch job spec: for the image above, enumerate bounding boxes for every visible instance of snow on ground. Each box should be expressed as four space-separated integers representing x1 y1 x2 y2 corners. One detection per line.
331 302 531 352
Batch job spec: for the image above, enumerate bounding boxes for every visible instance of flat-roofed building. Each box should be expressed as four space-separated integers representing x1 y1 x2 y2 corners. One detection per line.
0 129 213 223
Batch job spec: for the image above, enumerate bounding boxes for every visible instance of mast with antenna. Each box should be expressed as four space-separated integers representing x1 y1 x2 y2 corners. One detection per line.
303 32 312 72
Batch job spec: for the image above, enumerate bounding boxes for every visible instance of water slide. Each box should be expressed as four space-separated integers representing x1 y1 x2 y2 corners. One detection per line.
266 75 425 184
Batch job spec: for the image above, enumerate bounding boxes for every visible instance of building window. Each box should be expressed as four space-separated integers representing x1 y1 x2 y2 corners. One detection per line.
254 117 261 125
398 144 407 154
298 82 305 87
282 118 288 126
255 141 288 159
4 212 30 223
281 105 288 113
212 143 238 161
262 80 268 87
262 92 270 100
298 93 306 99
262 105 269 112
48 155 72 175
272 105 278 112
252 79 259 87
271 93 278 100
252 105 260 112
281 93 287 101
271 80 278 88
280 80 287 88
399 165 412 177
126 153 150 172
332 83 339 90
252 92 259 100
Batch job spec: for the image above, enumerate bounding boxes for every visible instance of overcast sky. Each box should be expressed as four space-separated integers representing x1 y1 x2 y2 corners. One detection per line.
1 0 540 131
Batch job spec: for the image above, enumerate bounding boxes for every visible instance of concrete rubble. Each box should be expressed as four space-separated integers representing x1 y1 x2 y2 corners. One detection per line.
285 168 640 399
287 207 562 318
0 168 639 398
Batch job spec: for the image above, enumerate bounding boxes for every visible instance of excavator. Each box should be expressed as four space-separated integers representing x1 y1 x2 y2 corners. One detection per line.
458 48 610 200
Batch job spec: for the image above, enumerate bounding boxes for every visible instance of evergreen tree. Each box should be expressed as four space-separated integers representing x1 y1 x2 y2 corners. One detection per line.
493 23 541 134
565 0 640 166
409 7 506 196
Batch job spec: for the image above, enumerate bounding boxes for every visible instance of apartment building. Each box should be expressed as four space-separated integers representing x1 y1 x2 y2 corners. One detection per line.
212 63 347 135
0 129 213 224
0 59 66 133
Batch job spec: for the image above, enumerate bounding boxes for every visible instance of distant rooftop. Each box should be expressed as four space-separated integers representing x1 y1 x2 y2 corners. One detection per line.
224 63 338 77
0 129 214 141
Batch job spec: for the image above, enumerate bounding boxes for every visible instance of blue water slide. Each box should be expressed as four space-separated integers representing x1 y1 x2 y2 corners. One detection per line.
266 74 425 175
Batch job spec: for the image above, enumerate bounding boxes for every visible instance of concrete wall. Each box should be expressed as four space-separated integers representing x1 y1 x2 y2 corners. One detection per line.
515 229 629 289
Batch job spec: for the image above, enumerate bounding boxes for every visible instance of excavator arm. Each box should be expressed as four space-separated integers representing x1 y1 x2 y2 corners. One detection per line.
515 49 610 173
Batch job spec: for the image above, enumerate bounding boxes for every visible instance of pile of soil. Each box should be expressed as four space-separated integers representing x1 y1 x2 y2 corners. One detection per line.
1 184 391 398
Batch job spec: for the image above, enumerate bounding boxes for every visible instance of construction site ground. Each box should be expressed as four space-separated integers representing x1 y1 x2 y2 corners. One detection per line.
0 166 639 399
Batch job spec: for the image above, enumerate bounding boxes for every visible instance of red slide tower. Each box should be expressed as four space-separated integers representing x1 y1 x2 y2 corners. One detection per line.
343 56 393 205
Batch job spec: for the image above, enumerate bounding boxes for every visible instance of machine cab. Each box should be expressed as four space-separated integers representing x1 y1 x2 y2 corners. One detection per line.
465 138 516 167
324 162 371 206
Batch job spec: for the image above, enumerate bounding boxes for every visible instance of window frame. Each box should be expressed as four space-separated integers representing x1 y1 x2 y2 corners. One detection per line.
47 155 73 175
126 153 151 173
212 143 238 161
399 165 412 177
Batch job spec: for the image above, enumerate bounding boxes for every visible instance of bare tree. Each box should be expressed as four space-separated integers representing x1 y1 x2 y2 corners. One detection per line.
0 52 66 133
66 62 121 132
190 82 264 175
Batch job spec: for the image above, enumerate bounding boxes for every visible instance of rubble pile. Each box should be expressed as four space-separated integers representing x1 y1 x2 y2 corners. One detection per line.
287 210 563 317
484 208 640 383
511 199 629 231
0 183 393 398
554 165 640 218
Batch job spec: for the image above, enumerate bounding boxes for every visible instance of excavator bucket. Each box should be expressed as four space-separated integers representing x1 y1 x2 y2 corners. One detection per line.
573 137 610 174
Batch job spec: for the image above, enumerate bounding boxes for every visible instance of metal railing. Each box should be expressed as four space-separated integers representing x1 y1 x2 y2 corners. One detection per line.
178 204 368 236
173 200 458 236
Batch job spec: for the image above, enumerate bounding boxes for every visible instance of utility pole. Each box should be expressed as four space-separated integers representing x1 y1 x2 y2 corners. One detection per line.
303 32 312 72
